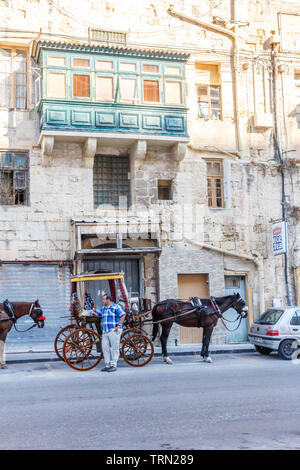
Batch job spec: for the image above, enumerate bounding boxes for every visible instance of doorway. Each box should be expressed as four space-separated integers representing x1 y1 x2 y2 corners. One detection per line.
178 273 209 344
224 276 248 343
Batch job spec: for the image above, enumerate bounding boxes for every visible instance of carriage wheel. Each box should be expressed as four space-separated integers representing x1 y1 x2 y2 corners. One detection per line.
121 327 148 344
121 334 154 367
54 324 78 361
62 328 103 371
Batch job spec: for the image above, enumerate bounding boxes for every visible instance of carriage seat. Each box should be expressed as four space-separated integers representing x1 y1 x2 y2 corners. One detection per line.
3 299 16 322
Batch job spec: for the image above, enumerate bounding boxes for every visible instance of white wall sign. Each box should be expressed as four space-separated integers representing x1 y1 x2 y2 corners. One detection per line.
272 221 288 256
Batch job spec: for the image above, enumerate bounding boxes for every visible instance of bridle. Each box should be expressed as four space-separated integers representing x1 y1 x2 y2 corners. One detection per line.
219 295 247 332
13 303 45 333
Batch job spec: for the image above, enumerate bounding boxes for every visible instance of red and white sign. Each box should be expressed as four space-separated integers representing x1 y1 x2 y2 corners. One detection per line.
272 221 288 256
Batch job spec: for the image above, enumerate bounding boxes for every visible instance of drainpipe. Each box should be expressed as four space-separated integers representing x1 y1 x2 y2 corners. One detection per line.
184 238 265 313
167 6 242 152
271 38 292 306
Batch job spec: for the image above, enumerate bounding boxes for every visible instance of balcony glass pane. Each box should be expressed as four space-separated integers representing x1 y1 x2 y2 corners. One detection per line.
143 64 159 73
119 62 136 72
143 79 159 102
165 81 182 104
96 76 114 100
96 60 113 71
47 72 66 97
73 58 90 68
119 77 138 101
73 74 90 97
48 56 66 66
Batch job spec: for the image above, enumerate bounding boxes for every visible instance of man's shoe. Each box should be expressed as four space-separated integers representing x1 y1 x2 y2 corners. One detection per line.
107 366 117 372
101 366 111 372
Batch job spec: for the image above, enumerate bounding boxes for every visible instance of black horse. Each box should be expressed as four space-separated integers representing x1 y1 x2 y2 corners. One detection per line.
151 294 248 364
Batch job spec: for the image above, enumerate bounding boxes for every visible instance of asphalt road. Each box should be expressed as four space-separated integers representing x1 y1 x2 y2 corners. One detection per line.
1 352 300 450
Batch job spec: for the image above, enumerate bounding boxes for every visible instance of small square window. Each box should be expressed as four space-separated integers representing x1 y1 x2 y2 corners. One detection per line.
158 180 172 200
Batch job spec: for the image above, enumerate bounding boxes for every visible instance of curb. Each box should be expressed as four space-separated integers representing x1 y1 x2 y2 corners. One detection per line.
5 347 255 365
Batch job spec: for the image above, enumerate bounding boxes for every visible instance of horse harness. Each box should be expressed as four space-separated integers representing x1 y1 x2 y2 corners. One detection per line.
149 296 244 331
0 300 39 332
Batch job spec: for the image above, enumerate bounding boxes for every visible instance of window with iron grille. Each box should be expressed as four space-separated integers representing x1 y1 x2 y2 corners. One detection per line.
93 155 130 207
0 152 29 205
206 160 224 208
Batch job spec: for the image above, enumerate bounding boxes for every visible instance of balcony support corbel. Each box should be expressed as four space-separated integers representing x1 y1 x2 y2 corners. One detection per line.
83 137 97 169
41 135 54 157
173 142 187 162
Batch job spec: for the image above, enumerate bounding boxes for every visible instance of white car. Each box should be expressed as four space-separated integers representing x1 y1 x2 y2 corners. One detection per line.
248 307 300 360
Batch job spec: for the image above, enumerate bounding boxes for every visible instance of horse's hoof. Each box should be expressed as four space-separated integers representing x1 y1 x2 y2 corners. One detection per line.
203 356 213 363
1 364 7 369
163 357 173 365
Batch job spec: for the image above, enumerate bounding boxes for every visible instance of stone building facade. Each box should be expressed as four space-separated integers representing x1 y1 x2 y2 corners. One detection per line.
0 0 300 349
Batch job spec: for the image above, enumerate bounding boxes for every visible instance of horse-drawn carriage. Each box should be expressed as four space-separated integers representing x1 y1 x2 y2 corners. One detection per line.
54 271 154 371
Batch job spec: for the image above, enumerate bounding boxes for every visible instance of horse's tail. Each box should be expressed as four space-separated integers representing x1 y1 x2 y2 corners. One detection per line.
151 304 159 341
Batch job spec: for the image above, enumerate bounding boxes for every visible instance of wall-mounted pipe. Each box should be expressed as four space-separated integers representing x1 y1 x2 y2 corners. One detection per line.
184 238 265 313
167 6 241 152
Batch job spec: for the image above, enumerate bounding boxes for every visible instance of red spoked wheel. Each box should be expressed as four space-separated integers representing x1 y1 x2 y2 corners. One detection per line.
54 324 78 361
62 328 103 371
121 334 154 367
121 327 148 344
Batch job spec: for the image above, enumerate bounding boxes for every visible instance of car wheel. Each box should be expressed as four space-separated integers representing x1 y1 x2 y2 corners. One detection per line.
278 339 297 360
255 345 272 355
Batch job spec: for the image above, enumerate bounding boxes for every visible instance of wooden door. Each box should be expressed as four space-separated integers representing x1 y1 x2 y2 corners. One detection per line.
178 274 209 344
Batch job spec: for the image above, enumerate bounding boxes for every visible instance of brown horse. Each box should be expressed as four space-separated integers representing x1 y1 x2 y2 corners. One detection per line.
151 294 248 364
0 300 45 369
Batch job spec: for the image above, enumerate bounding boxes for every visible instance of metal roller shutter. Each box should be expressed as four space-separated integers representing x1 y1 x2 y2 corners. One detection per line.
0 264 71 351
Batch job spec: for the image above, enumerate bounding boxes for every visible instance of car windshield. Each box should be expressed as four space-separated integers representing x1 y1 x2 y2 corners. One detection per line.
254 309 284 325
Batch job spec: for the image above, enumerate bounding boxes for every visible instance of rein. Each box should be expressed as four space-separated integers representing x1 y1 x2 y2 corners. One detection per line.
0 303 39 332
143 307 198 325
146 296 245 330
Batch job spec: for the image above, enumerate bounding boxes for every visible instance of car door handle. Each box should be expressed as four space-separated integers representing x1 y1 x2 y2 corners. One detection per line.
292 328 299 331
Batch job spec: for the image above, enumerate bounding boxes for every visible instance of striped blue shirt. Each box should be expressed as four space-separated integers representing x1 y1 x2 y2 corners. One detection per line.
96 303 126 333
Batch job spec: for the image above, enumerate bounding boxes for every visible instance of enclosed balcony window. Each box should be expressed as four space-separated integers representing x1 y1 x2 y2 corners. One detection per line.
48 56 66 66
165 65 181 75
96 60 114 71
119 62 136 72
143 64 159 74
143 79 160 103
119 77 139 102
47 72 66 97
72 58 90 68
96 76 114 101
73 74 90 98
165 80 182 104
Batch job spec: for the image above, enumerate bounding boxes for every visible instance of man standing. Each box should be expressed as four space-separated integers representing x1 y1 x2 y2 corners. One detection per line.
95 294 126 372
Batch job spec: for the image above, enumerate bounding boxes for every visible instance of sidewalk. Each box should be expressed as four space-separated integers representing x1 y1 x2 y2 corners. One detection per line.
4 342 255 365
